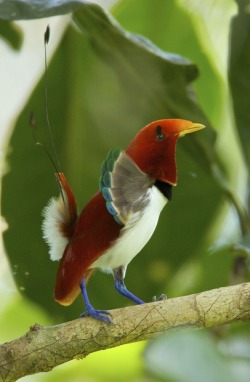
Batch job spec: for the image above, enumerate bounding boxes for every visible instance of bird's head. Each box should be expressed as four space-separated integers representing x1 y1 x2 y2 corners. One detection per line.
125 119 205 186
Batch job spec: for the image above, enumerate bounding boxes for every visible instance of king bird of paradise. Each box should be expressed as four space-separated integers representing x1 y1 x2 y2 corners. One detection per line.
42 118 205 322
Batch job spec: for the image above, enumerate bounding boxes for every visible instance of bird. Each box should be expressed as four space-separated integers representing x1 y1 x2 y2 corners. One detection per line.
42 119 204 322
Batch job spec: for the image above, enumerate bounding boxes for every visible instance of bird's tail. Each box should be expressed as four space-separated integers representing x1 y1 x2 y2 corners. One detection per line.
42 172 78 261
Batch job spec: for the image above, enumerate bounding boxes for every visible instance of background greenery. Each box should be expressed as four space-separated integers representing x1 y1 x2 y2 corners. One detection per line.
0 0 249 381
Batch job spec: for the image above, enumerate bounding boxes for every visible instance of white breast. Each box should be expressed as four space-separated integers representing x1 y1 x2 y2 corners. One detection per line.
91 185 167 273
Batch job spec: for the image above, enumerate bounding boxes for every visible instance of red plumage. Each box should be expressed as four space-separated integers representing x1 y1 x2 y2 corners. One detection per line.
54 191 120 305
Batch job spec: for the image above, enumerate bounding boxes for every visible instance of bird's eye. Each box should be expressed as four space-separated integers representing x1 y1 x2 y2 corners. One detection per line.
155 125 165 142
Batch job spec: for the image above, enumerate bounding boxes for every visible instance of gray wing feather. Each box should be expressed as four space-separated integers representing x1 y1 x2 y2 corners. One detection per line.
99 149 154 225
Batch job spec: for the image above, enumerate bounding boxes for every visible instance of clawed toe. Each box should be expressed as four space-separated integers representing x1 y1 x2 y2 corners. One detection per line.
80 309 112 323
152 294 167 302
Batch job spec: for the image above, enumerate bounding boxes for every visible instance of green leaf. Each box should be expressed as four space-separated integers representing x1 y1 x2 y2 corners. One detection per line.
228 0 250 206
0 0 84 20
0 20 23 49
73 3 216 167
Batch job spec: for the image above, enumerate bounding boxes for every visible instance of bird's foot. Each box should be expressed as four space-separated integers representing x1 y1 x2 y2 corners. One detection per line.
80 279 112 322
80 308 112 323
152 294 167 302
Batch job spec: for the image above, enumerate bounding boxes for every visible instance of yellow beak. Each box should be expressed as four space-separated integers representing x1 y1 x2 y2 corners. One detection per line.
178 122 205 137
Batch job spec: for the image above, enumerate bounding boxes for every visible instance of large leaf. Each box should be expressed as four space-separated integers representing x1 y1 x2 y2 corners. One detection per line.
2 1 223 321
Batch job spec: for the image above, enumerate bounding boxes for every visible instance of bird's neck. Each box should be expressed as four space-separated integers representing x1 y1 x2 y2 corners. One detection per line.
154 180 173 201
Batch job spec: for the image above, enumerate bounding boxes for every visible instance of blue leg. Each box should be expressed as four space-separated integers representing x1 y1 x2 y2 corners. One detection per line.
80 279 112 323
114 278 144 304
113 266 144 305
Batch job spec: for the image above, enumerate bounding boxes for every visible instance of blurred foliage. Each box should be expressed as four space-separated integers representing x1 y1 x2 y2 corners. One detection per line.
1 0 250 381
144 330 250 382
0 0 84 20
0 20 23 49
229 0 250 205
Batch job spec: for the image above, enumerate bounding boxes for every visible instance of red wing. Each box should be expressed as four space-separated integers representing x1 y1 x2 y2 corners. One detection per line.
54 191 121 305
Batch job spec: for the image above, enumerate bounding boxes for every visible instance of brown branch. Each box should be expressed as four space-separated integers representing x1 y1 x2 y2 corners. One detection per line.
0 282 250 382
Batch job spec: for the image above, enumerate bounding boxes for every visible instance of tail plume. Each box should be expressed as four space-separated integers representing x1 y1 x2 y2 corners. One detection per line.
42 172 77 261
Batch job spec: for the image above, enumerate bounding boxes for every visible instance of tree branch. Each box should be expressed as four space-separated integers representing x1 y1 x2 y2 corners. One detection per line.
0 282 249 382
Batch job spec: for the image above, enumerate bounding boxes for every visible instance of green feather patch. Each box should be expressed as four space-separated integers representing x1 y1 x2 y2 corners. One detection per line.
99 147 123 225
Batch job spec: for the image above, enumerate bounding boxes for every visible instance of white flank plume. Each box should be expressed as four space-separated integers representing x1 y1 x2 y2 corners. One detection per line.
42 196 69 261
